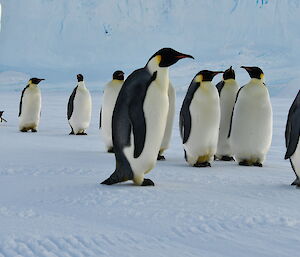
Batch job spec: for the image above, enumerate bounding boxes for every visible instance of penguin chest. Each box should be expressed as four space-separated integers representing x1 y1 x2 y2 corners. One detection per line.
125 81 169 175
186 85 220 153
102 84 122 143
291 137 300 177
71 88 92 125
219 83 239 139
20 87 41 124
231 84 272 154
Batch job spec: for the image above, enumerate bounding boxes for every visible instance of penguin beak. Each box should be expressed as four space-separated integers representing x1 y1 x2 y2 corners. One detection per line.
212 71 224 77
175 54 194 60
241 66 251 71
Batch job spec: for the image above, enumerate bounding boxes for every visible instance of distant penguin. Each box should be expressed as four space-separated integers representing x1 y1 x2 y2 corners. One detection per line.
215 66 240 161
19 78 45 132
228 66 272 166
157 81 176 160
284 91 300 186
101 48 193 186
180 70 223 167
67 74 92 135
100 70 124 153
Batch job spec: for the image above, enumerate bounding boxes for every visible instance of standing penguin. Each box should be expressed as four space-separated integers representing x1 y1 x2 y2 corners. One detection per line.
229 66 272 166
284 91 300 186
100 70 124 153
180 70 223 167
19 78 45 132
101 48 193 186
157 81 176 160
67 74 92 135
215 66 240 161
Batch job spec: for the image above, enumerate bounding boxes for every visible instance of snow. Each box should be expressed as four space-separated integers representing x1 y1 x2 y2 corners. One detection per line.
0 88 299 257
1 0 300 256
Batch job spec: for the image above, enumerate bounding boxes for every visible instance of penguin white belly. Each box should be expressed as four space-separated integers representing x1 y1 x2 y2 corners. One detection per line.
216 83 239 157
230 86 272 163
160 82 175 152
19 87 41 129
124 82 169 183
101 83 122 149
291 137 300 178
184 86 220 165
69 88 92 133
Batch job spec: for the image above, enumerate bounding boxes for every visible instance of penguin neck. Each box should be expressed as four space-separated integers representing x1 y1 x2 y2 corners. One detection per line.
28 83 39 89
224 78 236 84
77 81 86 88
250 78 264 85
146 57 169 87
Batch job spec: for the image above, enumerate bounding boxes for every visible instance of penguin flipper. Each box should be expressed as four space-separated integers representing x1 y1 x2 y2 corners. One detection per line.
99 107 102 129
67 86 78 120
179 110 191 144
285 110 300 159
129 71 157 158
19 85 29 117
228 86 243 138
216 81 225 96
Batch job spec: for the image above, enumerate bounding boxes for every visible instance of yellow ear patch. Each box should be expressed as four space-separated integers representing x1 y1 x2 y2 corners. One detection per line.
195 75 203 83
28 80 32 85
156 55 162 65
260 73 264 79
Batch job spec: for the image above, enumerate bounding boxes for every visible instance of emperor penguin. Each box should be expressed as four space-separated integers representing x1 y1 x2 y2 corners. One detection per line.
215 66 240 161
157 81 176 160
19 78 45 132
228 66 272 166
67 74 92 135
100 70 125 153
284 91 300 186
180 70 223 167
101 48 193 186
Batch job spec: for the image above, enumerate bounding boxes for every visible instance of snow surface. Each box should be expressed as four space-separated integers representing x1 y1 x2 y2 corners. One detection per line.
1 0 300 256
0 87 299 257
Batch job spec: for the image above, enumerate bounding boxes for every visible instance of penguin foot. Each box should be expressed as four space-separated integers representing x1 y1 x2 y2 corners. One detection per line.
221 156 235 161
31 129 37 132
291 178 300 186
239 160 250 166
253 162 263 167
76 132 87 135
107 147 115 153
157 154 166 161
20 128 28 132
194 162 211 168
141 179 155 186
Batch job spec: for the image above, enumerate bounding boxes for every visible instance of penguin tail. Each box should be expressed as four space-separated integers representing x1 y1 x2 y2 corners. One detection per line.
101 177 118 185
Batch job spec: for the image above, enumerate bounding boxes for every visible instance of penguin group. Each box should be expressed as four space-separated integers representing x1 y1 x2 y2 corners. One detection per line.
7 47 298 187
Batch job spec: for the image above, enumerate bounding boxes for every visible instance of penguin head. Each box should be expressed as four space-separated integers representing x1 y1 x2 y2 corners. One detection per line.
29 78 45 85
195 70 224 82
148 48 194 68
241 66 264 80
112 70 124 81
77 74 84 82
223 66 235 80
